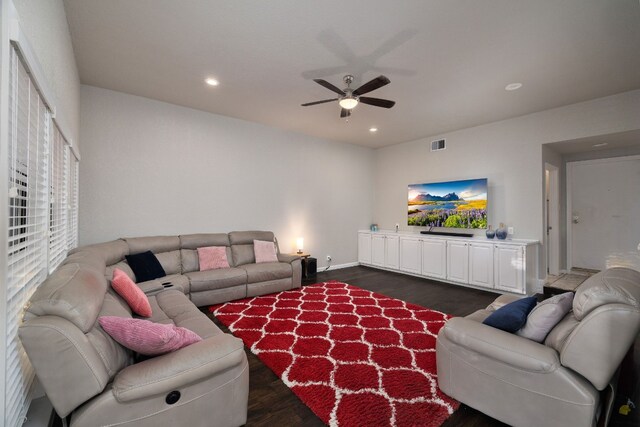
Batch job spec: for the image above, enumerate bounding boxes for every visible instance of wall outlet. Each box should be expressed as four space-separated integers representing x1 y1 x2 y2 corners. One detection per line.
326 255 332 262
508 227 514 235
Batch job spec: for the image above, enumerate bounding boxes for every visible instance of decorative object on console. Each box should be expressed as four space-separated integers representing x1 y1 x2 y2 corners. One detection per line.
482 296 537 332
211 281 459 426
495 223 508 240
111 268 152 317
408 178 488 229
197 246 230 271
485 225 495 239
98 316 202 356
254 239 278 263
296 237 304 254
370 223 379 231
125 250 166 282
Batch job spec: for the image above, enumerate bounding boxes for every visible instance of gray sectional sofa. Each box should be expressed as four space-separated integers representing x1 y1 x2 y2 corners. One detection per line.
19 231 301 426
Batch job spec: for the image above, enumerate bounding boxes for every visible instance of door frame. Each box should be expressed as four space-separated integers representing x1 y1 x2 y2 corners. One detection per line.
544 163 560 276
566 155 640 270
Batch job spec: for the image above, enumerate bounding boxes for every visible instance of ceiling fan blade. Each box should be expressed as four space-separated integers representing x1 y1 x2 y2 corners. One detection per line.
314 79 346 95
301 98 339 106
353 75 390 96
359 97 396 108
340 108 351 118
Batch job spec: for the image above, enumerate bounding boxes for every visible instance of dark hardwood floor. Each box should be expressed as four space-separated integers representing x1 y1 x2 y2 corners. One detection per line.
208 266 640 427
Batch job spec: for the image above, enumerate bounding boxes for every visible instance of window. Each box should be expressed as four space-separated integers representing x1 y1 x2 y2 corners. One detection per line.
48 124 68 271
67 155 79 249
5 45 50 427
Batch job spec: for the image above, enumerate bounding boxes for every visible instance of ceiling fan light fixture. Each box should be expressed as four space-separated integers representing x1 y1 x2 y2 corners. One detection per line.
339 96 358 110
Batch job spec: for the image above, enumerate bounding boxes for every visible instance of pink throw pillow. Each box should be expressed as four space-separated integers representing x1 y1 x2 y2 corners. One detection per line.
254 239 278 263
197 246 230 271
111 268 152 317
99 316 202 356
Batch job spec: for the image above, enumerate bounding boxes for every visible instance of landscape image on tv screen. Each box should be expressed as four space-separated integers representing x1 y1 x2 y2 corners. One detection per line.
408 178 488 229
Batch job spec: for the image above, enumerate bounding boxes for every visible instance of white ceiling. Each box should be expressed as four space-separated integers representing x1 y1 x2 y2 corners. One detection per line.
62 0 640 148
546 130 640 154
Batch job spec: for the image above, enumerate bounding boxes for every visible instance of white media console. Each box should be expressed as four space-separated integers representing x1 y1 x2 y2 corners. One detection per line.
358 230 539 295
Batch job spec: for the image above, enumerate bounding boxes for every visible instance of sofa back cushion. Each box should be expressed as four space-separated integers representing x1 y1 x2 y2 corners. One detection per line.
552 267 640 390
124 235 180 254
19 264 133 418
155 250 182 275
69 239 129 266
229 231 275 266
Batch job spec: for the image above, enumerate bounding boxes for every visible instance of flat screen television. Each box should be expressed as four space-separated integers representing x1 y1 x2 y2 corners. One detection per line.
408 178 488 229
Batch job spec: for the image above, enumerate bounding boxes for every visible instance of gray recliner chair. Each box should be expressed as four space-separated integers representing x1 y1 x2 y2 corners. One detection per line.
437 267 640 427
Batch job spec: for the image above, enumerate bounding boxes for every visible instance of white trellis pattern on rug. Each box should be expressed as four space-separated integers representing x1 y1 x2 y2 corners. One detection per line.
211 281 458 427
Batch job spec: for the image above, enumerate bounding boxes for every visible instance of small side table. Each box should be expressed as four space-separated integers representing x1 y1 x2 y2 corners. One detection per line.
292 253 317 281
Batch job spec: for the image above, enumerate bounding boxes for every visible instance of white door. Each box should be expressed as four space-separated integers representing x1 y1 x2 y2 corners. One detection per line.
400 237 421 274
469 243 494 288
371 235 386 267
446 241 469 283
494 245 525 293
569 156 640 271
358 233 371 264
385 236 399 269
421 239 447 279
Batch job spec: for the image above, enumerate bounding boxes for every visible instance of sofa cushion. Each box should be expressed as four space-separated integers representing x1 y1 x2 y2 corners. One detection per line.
254 240 278 263
483 296 537 333
155 250 181 275
240 262 292 284
106 261 135 282
186 268 247 292
198 246 230 271
572 267 640 320
111 268 152 317
148 289 221 339
98 316 202 356
124 236 180 254
229 231 275 266
126 251 166 283
181 248 233 273
24 263 108 333
517 292 574 342
180 233 230 249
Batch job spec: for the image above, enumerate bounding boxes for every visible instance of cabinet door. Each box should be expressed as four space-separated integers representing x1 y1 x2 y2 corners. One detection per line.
469 243 494 288
494 245 525 293
400 237 421 274
385 236 399 269
371 235 386 267
421 239 447 279
358 233 371 264
447 241 469 283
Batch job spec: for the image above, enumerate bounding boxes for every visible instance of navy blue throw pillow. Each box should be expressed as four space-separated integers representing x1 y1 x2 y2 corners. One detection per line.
483 297 538 333
125 251 166 283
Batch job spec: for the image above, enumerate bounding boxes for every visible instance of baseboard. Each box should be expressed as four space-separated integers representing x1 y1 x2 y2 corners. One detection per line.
319 261 358 272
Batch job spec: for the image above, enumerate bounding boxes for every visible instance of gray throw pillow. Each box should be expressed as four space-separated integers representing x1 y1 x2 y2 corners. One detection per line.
516 292 574 342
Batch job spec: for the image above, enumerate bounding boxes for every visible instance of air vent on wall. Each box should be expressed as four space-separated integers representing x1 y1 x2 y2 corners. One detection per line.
431 139 446 151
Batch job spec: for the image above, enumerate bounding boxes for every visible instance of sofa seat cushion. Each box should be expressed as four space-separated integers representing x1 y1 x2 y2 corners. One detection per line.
240 262 292 284
185 268 247 293
148 289 220 339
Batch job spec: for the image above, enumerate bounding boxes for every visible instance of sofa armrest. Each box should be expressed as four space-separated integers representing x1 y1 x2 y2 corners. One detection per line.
441 317 560 373
277 253 300 264
112 333 245 402
487 294 523 311
136 279 164 295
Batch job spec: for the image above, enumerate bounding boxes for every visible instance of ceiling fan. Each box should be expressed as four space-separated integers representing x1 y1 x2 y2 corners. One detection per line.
301 74 396 118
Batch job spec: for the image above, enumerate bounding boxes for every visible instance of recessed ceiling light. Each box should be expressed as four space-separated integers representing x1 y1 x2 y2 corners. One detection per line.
205 77 219 86
505 83 523 91
369 127 378 133
592 142 608 147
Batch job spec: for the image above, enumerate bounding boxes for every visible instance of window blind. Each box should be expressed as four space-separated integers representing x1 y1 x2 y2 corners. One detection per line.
48 124 68 271
67 156 79 249
6 45 50 427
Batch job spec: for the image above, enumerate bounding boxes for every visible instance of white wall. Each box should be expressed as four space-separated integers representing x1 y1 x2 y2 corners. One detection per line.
374 90 640 279
13 0 80 144
79 86 374 267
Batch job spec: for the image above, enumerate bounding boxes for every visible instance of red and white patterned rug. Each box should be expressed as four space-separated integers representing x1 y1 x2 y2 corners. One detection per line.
210 281 458 427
